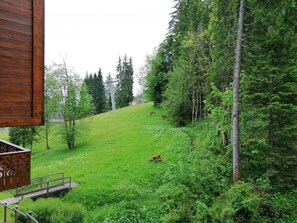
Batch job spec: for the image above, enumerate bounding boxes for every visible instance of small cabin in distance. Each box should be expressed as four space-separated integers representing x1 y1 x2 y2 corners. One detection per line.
0 0 44 191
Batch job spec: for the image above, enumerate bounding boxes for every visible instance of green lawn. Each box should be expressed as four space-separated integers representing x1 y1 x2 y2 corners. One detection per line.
0 102 194 222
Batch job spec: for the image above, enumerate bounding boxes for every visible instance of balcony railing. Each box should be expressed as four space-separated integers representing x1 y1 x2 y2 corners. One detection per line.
0 140 31 191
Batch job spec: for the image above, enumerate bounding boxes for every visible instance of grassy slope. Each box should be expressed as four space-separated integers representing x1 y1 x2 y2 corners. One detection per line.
1 102 193 221
32 102 177 186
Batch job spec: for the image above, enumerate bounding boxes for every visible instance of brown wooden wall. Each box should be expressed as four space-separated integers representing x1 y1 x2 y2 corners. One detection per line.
0 0 44 127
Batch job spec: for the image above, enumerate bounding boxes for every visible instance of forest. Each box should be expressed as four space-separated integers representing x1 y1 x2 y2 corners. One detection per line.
143 0 297 221
146 0 297 188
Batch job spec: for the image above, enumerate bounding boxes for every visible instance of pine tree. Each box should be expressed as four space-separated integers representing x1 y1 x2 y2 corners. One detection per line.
84 69 106 114
208 0 238 91
241 0 297 188
115 55 134 108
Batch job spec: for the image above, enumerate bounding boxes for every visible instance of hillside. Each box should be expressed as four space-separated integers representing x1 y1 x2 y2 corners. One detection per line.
1 103 201 222
1 103 296 223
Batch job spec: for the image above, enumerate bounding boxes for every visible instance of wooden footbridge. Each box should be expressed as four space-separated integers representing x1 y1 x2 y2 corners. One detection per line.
0 172 77 222
2 172 78 205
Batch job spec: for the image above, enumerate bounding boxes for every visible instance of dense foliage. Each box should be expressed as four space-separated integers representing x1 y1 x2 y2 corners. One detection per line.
144 0 297 221
9 126 40 149
43 62 92 149
146 0 297 188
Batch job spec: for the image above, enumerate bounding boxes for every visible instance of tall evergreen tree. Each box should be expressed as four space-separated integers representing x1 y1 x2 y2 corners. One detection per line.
240 0 297 188
208 0 238 91
84 69 106 114
115 55 134 108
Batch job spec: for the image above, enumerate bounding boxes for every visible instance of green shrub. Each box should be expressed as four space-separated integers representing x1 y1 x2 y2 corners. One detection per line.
260 189 297 222
210 182 261 223
88 200 162 223
194 200 210 222
156 183 193 223
17 198 85 223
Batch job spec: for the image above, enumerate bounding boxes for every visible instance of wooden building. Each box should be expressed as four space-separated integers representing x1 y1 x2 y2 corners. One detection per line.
0 0 44 191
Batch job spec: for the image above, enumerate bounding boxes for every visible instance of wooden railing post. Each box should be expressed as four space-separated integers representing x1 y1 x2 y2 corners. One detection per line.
27 211 32 223
69 177 71 190
40 177 43 190
62 172 64 184
46 181 49 196
14 205 18 223
4 202 7 222
21 186 24 199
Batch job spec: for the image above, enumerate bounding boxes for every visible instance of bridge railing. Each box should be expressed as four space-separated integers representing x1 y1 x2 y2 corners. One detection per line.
15 172 72 198
30 172 64 185
1 201 39 223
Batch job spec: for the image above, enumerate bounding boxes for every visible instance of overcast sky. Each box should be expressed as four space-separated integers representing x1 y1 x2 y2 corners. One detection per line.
45 0 173 87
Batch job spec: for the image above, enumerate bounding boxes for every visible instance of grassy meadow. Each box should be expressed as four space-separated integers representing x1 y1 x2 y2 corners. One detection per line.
1 102 211 222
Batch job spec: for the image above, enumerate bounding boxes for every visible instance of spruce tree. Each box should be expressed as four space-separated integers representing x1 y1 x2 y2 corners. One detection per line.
115 55 134 108
208 0 238 90
241 0 297 188
84 69 106 114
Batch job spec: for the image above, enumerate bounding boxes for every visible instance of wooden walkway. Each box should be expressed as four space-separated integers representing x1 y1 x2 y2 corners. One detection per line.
0 172 78 205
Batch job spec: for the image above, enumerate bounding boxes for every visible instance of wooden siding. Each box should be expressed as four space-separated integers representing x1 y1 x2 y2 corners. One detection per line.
0 0 44 127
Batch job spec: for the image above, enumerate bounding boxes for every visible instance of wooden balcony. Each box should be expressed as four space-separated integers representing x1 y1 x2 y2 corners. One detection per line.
0 140 31 191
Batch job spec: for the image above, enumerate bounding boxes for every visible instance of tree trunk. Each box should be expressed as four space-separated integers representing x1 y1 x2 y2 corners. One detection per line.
45 121 50 149
232 0 245 183
192 87 195 124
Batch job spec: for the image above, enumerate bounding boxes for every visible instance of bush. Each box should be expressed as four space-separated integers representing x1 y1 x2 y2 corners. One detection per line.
210 182 261 223
260 189 297 222
17 198 86 223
